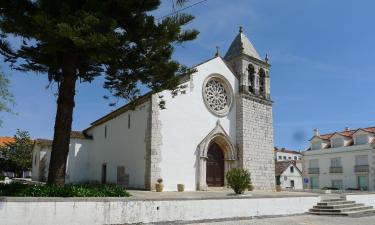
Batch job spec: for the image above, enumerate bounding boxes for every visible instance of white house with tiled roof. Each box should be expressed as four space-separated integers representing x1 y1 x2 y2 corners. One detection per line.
275 161 303 190
275 147 302 162
303 126 375 191
32 28 276 191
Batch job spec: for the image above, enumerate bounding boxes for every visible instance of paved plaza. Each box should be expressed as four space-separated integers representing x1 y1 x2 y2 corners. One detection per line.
127 189 319 200
188 214 375 225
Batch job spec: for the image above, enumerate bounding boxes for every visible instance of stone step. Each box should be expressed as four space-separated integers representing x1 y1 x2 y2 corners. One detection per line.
313 203 364 209
345 209 375 217
310 206 373 213
309 208 375 217
317 200 356 206
321 198 346 202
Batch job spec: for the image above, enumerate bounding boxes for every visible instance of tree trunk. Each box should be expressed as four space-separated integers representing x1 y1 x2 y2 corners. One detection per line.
47 54 77 186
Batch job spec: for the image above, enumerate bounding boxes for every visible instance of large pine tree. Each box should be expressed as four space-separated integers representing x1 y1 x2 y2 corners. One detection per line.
0 0 198 186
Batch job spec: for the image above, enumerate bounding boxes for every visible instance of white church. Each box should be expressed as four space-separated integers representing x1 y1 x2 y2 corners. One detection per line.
32 28 276 191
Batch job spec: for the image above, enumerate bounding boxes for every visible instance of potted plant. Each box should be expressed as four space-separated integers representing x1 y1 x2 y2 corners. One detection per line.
177 184 185 192
226 168 251 195
155 178 164 192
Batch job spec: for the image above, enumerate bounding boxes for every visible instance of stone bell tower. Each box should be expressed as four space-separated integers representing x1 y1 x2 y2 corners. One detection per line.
224 27 275 190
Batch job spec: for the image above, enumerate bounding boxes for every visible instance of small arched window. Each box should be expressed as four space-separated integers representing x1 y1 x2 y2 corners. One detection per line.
259 68 266 96
247 64 255 93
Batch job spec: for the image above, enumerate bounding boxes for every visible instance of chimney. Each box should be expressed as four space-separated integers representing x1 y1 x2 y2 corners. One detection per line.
314 128 319 136
345 127 350 132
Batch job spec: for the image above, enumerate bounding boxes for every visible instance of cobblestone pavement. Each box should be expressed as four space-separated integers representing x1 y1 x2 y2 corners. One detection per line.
188 215 375 225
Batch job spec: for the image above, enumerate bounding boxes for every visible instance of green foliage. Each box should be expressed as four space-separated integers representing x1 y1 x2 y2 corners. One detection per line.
0 183 130 197
0 0 198 185
321 187 338 190
0 129 33 175
0 173 4 180
0 0 199 101
226 168 251 194
0 71 15 126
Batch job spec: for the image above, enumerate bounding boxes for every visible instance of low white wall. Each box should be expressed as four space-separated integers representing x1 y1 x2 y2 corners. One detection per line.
0 196 320 225
346 194 375 207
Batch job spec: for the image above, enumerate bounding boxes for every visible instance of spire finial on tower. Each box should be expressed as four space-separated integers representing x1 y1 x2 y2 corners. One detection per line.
239 26 243 33
265 53 270 63
215 46 220 57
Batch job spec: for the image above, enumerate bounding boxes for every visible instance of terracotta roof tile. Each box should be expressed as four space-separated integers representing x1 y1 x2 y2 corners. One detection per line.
0 137 15 147
34 139 53 146
274 148 301 155
275 161 302 176
70 131 90 139
316 126 375 140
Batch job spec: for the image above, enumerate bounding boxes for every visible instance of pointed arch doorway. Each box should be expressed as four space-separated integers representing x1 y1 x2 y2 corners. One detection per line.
206 143 224 187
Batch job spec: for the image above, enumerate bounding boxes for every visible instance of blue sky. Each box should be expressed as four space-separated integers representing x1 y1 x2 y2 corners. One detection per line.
1 0 375 151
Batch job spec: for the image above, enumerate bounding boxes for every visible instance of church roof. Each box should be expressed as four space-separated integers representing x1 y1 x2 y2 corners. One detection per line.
224 27 261 60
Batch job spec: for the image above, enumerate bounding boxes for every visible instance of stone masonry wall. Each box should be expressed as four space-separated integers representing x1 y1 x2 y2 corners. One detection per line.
144 95 162 190
236 94 275 190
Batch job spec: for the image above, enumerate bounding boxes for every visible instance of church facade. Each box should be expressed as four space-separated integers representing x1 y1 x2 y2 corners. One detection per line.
32 28 276 191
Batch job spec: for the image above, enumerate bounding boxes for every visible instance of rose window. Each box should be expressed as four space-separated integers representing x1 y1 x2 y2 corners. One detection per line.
203 77 232 116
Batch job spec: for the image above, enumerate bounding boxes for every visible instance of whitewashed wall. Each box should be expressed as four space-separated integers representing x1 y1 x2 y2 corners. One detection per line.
157 57 239 191
32 139 91 183
303 145 375 190
65 139 92 184
32 145 51 181
85 101 150 188
280 164 303 190
0 196 320 225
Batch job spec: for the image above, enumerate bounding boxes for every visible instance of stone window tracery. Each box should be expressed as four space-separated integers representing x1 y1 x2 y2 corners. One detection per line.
203 76 232 116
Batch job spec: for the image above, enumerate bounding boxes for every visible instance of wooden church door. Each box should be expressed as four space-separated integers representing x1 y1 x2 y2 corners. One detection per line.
206 143 224 187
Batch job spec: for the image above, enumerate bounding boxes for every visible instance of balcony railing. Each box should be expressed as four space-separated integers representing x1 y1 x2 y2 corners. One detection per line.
354 165 369 173
329 167 343 173
308 168 320 174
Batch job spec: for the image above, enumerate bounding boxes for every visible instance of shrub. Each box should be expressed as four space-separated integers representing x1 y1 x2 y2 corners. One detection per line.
0 174 5 181
321 187 338 190
226 168 251 194
0 183 130 197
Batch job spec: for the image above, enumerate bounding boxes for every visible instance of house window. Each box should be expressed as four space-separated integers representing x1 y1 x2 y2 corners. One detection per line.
311 141 321 150
288 157 291 160
278 156 282 160
104 125 107 138
309 159 319 168
34 154 37 165
330 157 342 167
283 156 287 160
294 156 297 160
290 166 294 173
332 138 343 148
128 114 131 129
355 155 368 166
290 180 295 188
355 135 368 145
101 164 107 184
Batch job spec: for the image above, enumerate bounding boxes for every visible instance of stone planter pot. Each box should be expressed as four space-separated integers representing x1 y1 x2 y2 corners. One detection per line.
276 185 282 192
155 183 164 192
248 184 254 191
177 184 185 192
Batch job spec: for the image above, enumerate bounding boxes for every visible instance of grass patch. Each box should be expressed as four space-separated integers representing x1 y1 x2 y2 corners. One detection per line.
0 183 130 197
